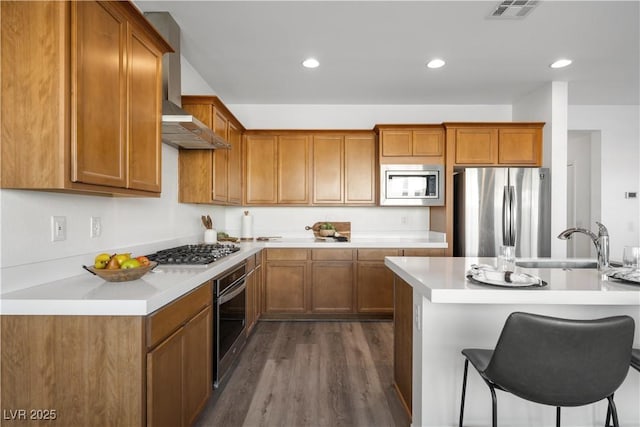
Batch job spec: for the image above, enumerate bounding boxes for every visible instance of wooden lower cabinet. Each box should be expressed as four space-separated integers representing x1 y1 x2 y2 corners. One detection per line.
246 251 263 335
356 249 401 315
0 282 213 427
311 262 355 313
394 276 413 417
265 261 308 313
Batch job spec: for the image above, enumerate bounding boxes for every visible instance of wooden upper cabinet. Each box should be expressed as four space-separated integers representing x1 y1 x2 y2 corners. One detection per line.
128 28 163 192
454 128 498 164
73 1 128 188
345 134 377 204
278 135 310 204
447 123 544 166
178 96 245 205
311 132 376 205
1 1 170 196
377 126 445 164
245 135 278 204
313 135 344 204
498 128 542 165
227 121 242 204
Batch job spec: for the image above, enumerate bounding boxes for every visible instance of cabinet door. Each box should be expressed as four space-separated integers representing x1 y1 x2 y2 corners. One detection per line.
278 135 310 204
227 121 242 204
413 129 443 157
128 29 162 192
356 262 395 314
380 130 412 156
311 262 354 313
345 135 376 204
498 128 541 165
455 128 498 164
313 135 344 204
394 277 413 415
265 262 307 313
147 328 183 427
402 248 445 257
212 110 229 202
245 135 278 204
73 1 127 188
183 306 212 427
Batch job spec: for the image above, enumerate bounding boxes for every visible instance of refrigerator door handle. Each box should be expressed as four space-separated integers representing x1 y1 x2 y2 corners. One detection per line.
509 185 516 246
502 186 510 245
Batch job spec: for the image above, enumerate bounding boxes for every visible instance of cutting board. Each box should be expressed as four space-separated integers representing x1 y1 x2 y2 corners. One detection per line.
306 222 351 241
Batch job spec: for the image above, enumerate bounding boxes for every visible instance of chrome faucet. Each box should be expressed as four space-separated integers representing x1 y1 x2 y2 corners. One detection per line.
557 222 610 270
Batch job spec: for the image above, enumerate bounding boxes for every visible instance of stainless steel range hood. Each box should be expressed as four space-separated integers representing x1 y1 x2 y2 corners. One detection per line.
144 12 229 150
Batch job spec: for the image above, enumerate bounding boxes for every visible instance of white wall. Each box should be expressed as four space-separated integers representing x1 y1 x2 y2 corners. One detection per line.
513 82 569 258
0 146 225 292
568 105 640 260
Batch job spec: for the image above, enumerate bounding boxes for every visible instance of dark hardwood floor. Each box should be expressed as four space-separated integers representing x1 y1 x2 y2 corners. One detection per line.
195 321 410 427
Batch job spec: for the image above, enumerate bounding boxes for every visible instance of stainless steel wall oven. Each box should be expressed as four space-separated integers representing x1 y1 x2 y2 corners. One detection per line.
213 262 247 388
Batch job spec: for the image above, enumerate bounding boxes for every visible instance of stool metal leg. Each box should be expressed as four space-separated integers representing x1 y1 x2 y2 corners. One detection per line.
487 382 498 427
459 359 469 427
556 406 561 427
605 399 612 427
606 395 620 427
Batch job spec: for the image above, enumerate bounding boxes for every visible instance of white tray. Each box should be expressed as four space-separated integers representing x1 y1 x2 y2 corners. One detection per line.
466 265 547 288
605 268 640 284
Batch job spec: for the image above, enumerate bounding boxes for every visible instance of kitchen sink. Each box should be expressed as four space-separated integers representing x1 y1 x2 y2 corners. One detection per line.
515 259 598 269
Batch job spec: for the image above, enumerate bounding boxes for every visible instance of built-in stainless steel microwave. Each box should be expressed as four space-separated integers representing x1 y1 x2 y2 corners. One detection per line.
380 164 444 206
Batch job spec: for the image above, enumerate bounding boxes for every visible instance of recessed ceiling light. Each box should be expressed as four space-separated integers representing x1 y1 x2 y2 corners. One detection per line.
550 59 572 69
427 59 446 69
302 58 319 69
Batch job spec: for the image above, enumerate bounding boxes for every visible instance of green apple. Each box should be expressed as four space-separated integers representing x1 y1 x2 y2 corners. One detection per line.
120 259 141 269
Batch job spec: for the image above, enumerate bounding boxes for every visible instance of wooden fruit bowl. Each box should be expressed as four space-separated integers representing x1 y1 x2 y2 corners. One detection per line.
84 261 157 282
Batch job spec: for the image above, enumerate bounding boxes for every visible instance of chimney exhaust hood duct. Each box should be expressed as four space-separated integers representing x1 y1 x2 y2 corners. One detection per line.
144 12 229 150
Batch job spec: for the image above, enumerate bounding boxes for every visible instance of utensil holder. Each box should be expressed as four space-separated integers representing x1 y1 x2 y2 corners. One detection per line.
204 229 217 244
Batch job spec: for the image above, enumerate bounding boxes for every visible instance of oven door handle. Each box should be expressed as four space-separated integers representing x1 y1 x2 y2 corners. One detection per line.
218 280 246 305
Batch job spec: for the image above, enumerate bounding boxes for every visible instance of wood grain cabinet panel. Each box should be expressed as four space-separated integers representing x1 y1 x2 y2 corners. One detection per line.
498 128 542 165
265 262 308 313
147 328 184 427
278 135 311 204
455 128 498 164
182 306 212 426
345 134 377 204
377 126 444 164
311 262 355 313
178 97 244 205
356 262 395 314
313 135 344 204
245 135 278 204
402 248 446 257
394 276 413 417
1 1 170 196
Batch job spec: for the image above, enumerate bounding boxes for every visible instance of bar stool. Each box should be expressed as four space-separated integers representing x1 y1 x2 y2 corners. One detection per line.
459 312 635 427
605 348 640 427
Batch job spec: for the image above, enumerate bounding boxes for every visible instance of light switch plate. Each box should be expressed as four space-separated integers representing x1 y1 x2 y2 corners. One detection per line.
51 216 66 242
90 216 102 238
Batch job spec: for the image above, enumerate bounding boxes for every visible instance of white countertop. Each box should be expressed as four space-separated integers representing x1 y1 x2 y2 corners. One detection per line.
0 235 447 316
385 256 640 305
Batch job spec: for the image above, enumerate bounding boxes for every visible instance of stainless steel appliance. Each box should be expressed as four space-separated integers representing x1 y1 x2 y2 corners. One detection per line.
146 243 240 267
380 164 444 206
213 263 247 388
454 168 551 257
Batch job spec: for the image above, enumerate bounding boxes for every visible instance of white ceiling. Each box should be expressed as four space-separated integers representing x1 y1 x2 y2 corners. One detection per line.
135 1 640 106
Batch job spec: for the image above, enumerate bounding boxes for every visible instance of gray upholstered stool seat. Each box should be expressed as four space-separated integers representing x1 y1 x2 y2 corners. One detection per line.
459 312 635 427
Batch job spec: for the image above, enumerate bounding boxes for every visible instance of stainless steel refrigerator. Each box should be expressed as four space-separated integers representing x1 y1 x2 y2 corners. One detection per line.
454 168 551 257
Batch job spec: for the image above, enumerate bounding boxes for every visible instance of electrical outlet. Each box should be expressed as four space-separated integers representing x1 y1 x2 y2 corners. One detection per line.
90 216 102 238
51 216 66 242
401 216 408 225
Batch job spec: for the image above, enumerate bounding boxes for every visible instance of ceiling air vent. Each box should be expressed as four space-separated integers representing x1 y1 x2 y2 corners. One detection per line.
489 0 539 19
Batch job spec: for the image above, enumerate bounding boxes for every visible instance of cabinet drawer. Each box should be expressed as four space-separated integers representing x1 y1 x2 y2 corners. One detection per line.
147 282 212 349
357 249 401 261
311 249 354 261
402 248 446 257
246 254 256 271
266 248 309 261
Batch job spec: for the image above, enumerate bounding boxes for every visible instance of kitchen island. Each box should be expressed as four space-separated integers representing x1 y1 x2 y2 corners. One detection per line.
385 256 640 427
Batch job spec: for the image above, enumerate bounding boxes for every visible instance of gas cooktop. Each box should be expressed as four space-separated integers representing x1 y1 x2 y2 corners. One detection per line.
146 243 240 267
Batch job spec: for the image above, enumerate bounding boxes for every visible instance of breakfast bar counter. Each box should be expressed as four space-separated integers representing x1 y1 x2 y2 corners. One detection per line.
385 256 640 427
